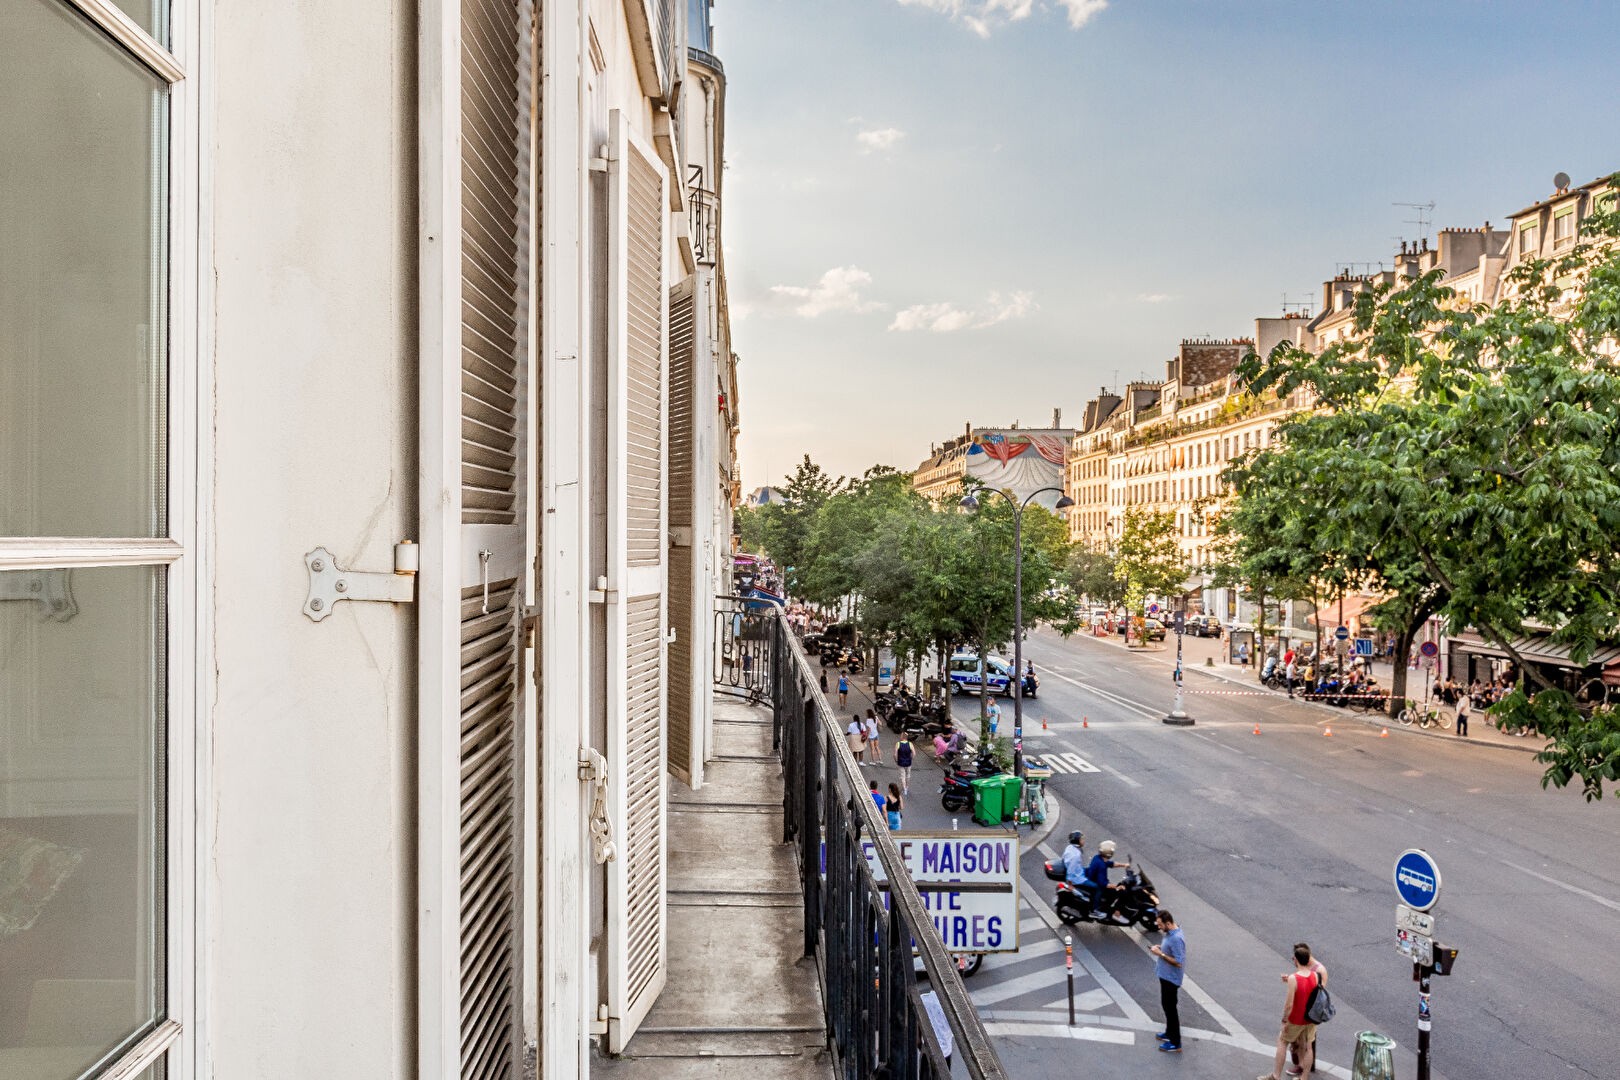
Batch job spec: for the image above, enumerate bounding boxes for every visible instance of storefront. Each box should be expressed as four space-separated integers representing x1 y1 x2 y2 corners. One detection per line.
1446 631 1620 698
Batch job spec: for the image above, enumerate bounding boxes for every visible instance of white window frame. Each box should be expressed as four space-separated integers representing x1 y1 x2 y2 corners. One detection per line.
0 2 204 1077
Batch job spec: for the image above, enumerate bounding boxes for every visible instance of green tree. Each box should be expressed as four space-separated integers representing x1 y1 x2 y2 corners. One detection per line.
1114 508 1188 641
1240 188 1620 797
753 455 844 592
1068 544 1125 609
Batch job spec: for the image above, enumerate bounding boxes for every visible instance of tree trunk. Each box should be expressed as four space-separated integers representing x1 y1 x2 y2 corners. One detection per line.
1255 585 1267 681
1389 623 1414 716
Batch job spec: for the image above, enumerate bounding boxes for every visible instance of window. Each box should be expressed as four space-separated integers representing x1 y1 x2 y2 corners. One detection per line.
1553 207 1576 248
1519 221 1539 255
1 1 188 1077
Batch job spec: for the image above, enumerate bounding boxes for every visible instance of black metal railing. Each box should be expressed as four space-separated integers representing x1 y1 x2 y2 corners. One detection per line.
715 596 1007 1079
689 185 719 266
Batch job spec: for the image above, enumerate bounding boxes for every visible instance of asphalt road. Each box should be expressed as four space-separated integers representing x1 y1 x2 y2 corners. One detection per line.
942 627 1620 1080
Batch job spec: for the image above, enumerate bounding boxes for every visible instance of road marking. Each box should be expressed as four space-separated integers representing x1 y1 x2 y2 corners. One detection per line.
972 965 1089 1006
984 1021 1135 1045
1017 877 1151 1024
1101 763 1141 788
1039 987 1114 1012
1060 751 1101 774
1040 755 1074 773
1036 665 1163 721
1118 922 1251 1041
1504 860 1620 914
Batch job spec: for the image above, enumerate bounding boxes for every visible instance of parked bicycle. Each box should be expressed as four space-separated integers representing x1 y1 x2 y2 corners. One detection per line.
1397 699 1451 730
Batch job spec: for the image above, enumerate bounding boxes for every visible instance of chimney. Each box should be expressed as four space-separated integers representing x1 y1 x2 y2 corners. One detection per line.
1052 408 1061 428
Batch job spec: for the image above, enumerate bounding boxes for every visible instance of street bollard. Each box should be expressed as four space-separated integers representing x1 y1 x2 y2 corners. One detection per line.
951 817 958 831
1065 934 1075 1025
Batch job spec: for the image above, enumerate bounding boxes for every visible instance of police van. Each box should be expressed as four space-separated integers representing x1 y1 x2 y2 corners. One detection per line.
946 652 1014 696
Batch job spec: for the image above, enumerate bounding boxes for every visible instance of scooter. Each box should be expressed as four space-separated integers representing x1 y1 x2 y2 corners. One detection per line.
1043 859 1160 931
938 750 997 812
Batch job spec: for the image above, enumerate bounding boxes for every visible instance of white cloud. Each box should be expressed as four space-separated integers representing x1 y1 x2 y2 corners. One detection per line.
1055 0 1108 29
769 266 884 318
1138 292 1173 304
896 0 1098 36
856 127 906 152
889 290 1036 332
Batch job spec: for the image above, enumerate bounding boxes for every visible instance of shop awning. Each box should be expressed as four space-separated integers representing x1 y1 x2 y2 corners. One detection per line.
1450 631 1620 670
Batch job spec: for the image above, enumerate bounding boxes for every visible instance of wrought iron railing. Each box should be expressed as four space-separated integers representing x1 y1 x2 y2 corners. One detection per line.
713 596 1007 1079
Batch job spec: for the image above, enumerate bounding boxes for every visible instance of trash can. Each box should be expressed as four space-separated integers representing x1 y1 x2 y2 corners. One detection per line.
1350 1031 1396 1080
970 777 1003 827
997 775 1024 823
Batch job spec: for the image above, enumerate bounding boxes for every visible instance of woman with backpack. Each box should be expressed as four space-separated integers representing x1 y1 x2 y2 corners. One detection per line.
894 734 914 795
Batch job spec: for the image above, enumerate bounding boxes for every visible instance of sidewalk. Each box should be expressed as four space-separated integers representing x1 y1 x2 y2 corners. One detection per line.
593 697 833 1080
1083 627 1542 754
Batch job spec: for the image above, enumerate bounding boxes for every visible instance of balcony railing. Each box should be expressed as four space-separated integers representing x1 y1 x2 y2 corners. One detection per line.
712 596 1008 1080
689 185 719 267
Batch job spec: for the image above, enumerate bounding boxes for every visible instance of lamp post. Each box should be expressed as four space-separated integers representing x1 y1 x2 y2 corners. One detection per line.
960 486 1075 776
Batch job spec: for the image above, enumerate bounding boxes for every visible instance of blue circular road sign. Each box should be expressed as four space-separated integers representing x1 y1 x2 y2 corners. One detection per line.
1335 626 1351 641
1419 640 1439 659
1394 849 1442 911
1147 602 1160 614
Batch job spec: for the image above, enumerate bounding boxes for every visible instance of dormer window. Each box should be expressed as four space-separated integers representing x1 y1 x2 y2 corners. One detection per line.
1553 207 1576 249
1519 220 1540 256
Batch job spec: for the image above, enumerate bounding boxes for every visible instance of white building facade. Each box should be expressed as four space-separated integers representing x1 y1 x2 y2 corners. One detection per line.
1 1 735 1078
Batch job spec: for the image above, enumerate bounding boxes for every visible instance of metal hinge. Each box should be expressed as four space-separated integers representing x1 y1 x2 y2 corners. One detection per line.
303 542 418 622
587 574 618 605
0 568 77 621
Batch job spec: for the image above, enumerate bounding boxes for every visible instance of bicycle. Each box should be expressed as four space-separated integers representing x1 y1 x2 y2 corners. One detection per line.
1396 700 1451 730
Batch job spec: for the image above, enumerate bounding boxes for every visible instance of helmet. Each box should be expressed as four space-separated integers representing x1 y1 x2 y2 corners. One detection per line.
1099 840 1116 857
1068 830 1085 846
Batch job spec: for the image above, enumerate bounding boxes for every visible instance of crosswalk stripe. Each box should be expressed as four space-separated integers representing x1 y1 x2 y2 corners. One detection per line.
1061 752 1101 773
1041 987 1114 1012
971 965 1086 1006
983 1022 1135 1045
1039 755 1073 773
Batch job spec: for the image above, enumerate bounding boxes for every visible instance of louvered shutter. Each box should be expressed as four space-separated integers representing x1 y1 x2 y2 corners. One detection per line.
420 1 537 1076
604 110 669 1052
665 277 698 785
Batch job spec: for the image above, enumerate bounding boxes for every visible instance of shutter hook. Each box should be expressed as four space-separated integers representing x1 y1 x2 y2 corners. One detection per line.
478 549 493 613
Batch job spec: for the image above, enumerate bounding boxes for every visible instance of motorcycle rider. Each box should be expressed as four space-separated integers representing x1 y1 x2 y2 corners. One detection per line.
1086 840 1131 919
1061 831 1088 886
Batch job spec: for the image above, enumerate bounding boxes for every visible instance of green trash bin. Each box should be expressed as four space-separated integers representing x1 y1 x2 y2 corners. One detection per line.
1350 1031 1396 1080
997 775 1024 823
970 777 1002 827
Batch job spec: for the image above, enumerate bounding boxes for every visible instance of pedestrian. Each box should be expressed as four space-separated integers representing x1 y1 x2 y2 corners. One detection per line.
868 780 887 813
987 698 1002 738
886 783 903 831
895 733 914 795
1239 640 1250 667
1284 653 1298 698
837 672 849 707
1261 944 1320 1080
1455 693 1470 736
1149 908 1185 1053
1287 946 1328 1076
819 669 828 694
846 715 866 762
864 709 883 764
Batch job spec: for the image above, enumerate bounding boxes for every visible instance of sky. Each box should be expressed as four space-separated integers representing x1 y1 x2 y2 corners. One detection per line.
714 0 1620 490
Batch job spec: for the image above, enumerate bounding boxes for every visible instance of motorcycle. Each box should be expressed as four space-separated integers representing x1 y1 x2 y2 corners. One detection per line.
1020 671 1039 699
938 750 998 812
1043 859 1160 931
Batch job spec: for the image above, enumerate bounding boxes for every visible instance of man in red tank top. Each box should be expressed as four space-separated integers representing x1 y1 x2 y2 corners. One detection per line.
1260 944 1318 1080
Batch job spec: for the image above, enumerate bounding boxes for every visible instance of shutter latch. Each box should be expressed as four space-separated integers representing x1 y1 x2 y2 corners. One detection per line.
302 543 418 622
578 747 618 864
587 575 618 605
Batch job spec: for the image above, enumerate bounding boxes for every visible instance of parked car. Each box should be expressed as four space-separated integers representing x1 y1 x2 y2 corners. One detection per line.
1189 614 1223 637
946 652 1014 696
1141 618 1168 642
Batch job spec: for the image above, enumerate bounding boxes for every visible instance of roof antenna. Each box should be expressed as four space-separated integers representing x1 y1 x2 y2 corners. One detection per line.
1394 200 1435 244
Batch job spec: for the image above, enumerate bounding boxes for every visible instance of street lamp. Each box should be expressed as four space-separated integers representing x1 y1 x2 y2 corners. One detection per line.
959 487 1076 776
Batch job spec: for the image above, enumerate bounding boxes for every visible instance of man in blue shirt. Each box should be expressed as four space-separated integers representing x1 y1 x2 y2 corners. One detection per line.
868 780 887 812
1061 831 1088 886
1086 840 1130 916
1149 909 1186 1052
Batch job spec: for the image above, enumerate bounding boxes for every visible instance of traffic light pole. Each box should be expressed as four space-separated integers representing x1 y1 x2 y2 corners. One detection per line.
1415 963 1432 1080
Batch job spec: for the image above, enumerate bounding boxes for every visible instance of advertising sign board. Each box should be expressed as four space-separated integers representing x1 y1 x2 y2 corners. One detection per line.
862 834 1021 953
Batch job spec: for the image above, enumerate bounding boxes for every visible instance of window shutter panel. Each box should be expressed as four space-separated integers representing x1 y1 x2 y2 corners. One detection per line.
421 1 536 1076
665 277 697 785
605 110 669 1051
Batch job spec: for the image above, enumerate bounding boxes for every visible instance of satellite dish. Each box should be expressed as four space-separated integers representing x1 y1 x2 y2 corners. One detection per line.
1554 171 1571 191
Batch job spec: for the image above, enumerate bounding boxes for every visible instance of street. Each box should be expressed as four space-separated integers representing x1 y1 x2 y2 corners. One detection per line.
885 628 1620 1080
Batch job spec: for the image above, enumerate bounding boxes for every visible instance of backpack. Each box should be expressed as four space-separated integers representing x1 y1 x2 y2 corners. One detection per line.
895 741 913 768
1304 971 1335 1025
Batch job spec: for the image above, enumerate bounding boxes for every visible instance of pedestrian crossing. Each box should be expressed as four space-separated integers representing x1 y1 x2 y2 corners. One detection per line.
968 906 1126 1025
1028 750 1100 774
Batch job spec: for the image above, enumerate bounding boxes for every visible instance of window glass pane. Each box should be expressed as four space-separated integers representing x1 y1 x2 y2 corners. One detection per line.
120 0 170 46
0 0 169 539
0 566 166 1077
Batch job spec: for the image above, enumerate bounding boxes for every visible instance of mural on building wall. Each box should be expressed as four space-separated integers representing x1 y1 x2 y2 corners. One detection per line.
965 432 1067 509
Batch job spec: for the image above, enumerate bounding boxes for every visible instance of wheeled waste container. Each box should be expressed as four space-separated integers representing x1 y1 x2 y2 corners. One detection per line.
1350 1031 1396 1080
970 776 1002 826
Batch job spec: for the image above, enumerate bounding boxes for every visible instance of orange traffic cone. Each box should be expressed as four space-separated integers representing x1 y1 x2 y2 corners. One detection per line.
1252 724 1261 735
1082 717 1089 728
1323 727 1333 737
1380 728 1390 738
1041 717 1048 731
